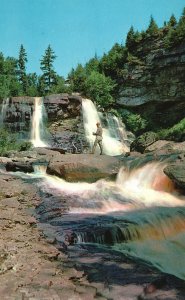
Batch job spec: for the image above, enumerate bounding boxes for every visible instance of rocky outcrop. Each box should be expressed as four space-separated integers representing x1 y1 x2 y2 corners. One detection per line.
1 149 122 182
0 93 82 133
164 163 185 190
47 153 121 182
163 153 185 190
145 140 185 154
44 93 82 121
0 94 87 153
117 39 185 129
130 131 158 153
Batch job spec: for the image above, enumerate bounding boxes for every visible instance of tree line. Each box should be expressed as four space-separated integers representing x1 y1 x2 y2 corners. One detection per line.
0 45 71 99
0 7 185 105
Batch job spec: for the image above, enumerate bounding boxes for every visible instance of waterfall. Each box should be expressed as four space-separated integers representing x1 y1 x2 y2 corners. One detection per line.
31 97 48 147
0 98 9 125
82 98 129 155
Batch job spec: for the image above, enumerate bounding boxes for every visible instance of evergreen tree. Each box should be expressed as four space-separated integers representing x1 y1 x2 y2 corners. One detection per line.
40 45 57 94
99 43 128 82
26 73 38 96
68 64 86 93
168 14 177 27
164 7 185 48
85 54 100 75
126 26 135 50
146 16 159 36
17 45 27 93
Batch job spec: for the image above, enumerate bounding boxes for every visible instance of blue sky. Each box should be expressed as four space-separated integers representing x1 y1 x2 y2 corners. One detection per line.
0 0 184 78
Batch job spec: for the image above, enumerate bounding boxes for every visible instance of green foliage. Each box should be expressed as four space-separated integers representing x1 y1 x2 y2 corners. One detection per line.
0 129 32 155
68 64 86 93
99 44 128 81
158 118 185 141
40 45 57 94
146 16 159 37
85 55 100 75
50 75 72 94
107 108 120 117
127 53 143 65
0 55 21 99
120 110 148 135
84 71 116 107
26 73 38 96
17 45 28 93
168 14 177 27
126 27 142 52
164 7 185 48
18 140 32 151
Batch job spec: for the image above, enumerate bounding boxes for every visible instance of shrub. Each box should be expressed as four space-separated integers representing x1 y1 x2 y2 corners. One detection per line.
84 71 116 108
120 110 148 135
158 118 185 141
0 129 32 155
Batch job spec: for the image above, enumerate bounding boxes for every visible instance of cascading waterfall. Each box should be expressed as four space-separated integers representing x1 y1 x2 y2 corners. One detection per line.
106 113 127 141
82 98 129 155
8 159 185 280
31 97 48 147
0 98 9 125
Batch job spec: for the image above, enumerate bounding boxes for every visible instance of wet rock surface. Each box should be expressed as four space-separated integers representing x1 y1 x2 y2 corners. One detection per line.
163 153 185 190
0 154 185 299
47 153 122 182
36 185 185 300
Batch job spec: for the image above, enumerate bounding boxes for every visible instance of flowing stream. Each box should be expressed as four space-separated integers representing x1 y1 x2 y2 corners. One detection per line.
19 161 185 281
1 96 185 281
82 98 129 155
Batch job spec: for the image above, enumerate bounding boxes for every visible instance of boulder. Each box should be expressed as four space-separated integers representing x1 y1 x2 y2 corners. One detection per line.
163 152 185 190
145 140 185 154
130 131 158 153
47 154 121 182
164 163 185 190
6 161 34 173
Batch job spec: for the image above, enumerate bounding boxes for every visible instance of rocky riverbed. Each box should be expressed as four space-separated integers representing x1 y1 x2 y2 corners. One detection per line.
0 148 185 299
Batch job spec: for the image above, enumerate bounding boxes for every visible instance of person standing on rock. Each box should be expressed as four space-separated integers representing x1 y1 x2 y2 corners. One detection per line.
91 122 103 155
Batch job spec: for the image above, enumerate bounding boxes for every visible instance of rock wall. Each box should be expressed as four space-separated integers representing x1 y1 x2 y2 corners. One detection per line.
117 38 185 128
0 94 87 152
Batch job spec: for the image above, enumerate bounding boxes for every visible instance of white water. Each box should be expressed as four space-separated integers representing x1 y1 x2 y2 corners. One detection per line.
7 161 185 279
32 161 185 213
31 97 47 147
82 98 129 156
0 98 9 124
106 113 127 141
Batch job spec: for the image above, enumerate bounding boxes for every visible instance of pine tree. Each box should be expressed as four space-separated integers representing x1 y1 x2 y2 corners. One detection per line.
165 7 185 48
17 45 27 93
126 26 135 50
168 14 177 27
146 16 159 36
40 45 57 93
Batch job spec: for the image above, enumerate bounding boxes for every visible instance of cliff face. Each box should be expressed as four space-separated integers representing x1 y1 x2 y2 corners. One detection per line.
0 94 85 152
1 94 82 132
117 38 185 128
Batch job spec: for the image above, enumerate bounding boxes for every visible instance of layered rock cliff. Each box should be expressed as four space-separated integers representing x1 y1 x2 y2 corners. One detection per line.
117 38 185 129
0 94 86 152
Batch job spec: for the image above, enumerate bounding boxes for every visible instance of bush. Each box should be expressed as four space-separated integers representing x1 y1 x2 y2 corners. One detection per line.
84 71 116 108
120 110 148 135
158 118 185 141
0 129 32 155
